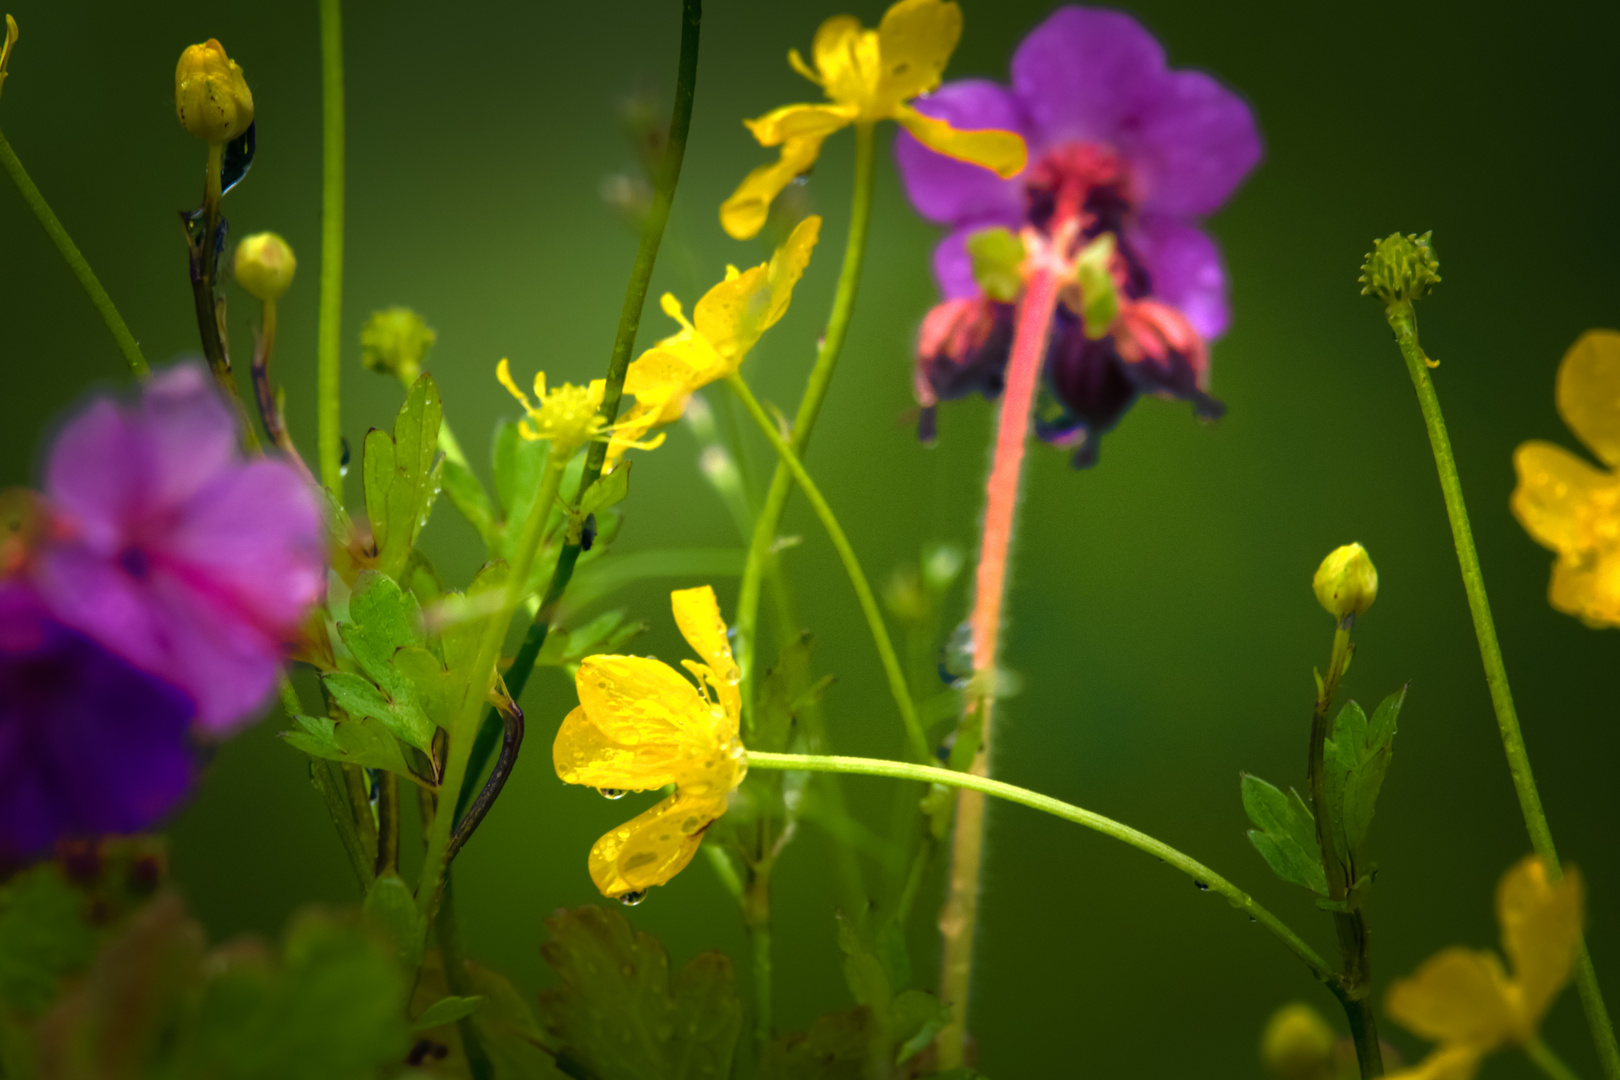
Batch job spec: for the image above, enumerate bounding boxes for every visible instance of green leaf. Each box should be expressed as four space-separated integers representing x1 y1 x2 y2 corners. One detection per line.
463 961 566 1078
1241 773 1327 895
755 633 823 754
363 872 425 977
890 990 951 1064
441 456 497 549
1323 686 1406 866
329 572 435 752
563 548 746 614
836 916 890 1011
538 905 741 1080
492 418 550 527
365 373 444 580
413 994 483 1031
580 459 632 517
280 713 422 782
965 226 1026 303
757 1007 877 1080
0 865 101 1014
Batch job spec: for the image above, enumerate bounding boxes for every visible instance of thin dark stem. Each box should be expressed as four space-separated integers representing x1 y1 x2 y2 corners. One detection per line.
453 0 701 827
375 769 400 878
447 700 524 862
184 144 260 450
250 300 315 481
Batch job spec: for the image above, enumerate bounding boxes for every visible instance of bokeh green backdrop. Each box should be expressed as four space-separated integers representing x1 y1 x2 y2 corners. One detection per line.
3 1 1618 1076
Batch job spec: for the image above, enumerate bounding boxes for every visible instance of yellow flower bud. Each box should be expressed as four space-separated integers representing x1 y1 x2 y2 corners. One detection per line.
175 39 253 145
1314 543 1379 621
233 232 296 302
1261 1003 1338 1080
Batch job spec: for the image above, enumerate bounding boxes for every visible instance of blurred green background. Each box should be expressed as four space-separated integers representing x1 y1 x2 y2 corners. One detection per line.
3 1 1618 1076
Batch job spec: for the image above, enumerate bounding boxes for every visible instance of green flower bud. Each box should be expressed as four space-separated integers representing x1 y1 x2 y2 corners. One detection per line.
1261 1003 1338 1080
1313 543 1378 620
360 307 437 384
175 39 254 145
233 232 296 302
1358 231 1440 305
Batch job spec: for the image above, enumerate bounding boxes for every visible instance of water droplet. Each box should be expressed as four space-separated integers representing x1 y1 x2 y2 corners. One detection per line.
597 788 627 800
1249 916 1258 923
1194 880 1210 891
619 890 647 907
339 435 351 477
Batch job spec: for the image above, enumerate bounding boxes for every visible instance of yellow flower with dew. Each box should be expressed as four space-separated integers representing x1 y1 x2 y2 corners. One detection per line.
720 0 1026 240
175 39 254 145
615 215 822 448
495 361 664 459
1382 856 1584 1080
553 586 746 900
1 15 19 101
1512 330 1620 628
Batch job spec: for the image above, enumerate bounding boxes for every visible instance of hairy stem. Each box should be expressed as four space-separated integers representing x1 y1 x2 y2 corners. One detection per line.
1384 301 1619 1078
317 0 346 497
0 128 148 377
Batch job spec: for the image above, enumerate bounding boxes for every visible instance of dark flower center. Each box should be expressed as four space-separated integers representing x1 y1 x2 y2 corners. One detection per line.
118 546 151 579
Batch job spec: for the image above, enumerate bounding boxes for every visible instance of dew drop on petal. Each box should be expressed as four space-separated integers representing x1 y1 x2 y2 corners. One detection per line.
620 890 647 907
597 788 627 800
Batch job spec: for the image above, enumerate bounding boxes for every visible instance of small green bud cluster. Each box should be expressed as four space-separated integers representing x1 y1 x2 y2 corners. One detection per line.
1358 231 1441 305
360 307 437 384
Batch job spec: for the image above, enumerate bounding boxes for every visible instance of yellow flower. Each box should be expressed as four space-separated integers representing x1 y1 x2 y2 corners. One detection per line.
616 215 821 446
1383 856 1585 1080
1512 330 1620 628
553 586 746 900
1313 543 1378 621
720 0 1027 240
495 360 664 458
1 15 19 101
175 39 254 145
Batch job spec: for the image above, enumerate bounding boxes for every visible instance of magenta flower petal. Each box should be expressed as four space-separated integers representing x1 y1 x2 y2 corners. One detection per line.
43 400 145 552
895 79 1030 226
933 226 995 300
1127 214 1230 339
0 582 196 858
137 364 239 509
1129 69 1263 216
1011 7 1167 146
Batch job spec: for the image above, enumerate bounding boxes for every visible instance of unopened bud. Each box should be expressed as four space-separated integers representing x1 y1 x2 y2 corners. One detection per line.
233 232 295 302
1358 231 1440 305
360 307 437 384
1313 543 1378 621
175 39 253 145
1261 1003 1338 1080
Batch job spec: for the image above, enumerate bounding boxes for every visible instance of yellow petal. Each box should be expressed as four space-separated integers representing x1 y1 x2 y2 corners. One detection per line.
810 15 871 105
743 102 856 147
553 702 682 793
721 134 831 240
561 655 712 788
670 586 740 726
625 341 719 423
1385 947 1518 1049
696 215 822 364
876 0 962 104
1557 330 1620 469
586 793 729 898
1511 441 1616 554
1548 550 1620 629
1498 856 1584 1030
1382 1046 1488 1080
895 105 1027 179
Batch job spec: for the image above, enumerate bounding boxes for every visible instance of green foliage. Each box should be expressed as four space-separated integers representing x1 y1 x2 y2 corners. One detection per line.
756 1008 876 1080
1321 687 1407 872
1073 233 1119 338
365 373 445 581
534 608 647 671
833 916 951 1066
564 548 746 613
965 226 1025 303
1358 230 1441 305
363 872 425 976
537 906 741 1080
413 995 483 1031
281 712 417 777
493 418 552 535
324 572 435 756
0 866 102 1015
1241 774 1328 896
579 460 632 518
441 456 498 549
409 952 563 1079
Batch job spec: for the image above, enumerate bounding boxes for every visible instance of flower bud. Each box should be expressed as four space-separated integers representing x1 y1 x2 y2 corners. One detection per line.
233 232 296 302
1358 231 1440 305
175 39 254 145
1313 543 1378 621
360 308 437 384
1261 1003 1338 1080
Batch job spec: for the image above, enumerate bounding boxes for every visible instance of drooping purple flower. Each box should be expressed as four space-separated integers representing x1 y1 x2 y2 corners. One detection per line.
31 364 325 733
0 581 197 858
896 6 1261 464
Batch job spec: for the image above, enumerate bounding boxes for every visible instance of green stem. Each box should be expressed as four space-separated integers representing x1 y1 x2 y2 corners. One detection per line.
317 0 346 497
725 372 927 763
375 770 400 878
0 127 147 377
435 878 495 1080
1528 1039 1586 1080
744 751 1334 982
736 120 876 725
453 0 701 825
1385 300 1620 1079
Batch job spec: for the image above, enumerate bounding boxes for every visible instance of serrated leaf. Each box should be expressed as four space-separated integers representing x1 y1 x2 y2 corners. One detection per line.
366 374 444 580
836 916 890 1010
330 573 435 752
413 994 484 1031
1324 686 1406 867
441 456 497 549
890 990 951 1064
580 460 633 517
0 865 101 1014
281 713 422 782
538 906 740 1080
757 1007 877 1080
363 873 425 976
1241 774 1327 895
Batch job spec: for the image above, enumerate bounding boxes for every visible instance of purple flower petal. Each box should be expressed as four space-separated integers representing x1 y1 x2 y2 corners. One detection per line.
1011 7 1167 147
1128 69 1262 216
1127 214 1231 339
137 364 239 509
44 399 147 552
933 227 991 299
895 79 1030 226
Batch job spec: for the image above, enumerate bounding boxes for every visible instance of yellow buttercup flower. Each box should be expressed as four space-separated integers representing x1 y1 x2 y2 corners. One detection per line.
495 360 664 458
720 0 1026 240
175 39 254 145
615 215 821 448
1511 330 1620 628
1382 856 1584 1080
1 15 19 101
553 586 747 900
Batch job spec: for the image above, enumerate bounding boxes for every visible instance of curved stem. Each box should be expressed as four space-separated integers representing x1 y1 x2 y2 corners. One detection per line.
317 0 346 497
0 128 148 377
735 120 876 725
1385 300 1619 1079
745 750 1335 982
725 372 928 763
185 144 260 450
1528 1039 1586 1080
250 300 316 481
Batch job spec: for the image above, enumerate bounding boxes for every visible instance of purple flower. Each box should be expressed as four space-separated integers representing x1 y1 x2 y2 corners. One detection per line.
896 6 1261 464
0 581 196 858
31 365 325 733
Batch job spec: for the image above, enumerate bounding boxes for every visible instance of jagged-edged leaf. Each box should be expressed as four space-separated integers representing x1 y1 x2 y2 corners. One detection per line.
1241 773 1327 895
1323 686 1406 866
280 713 426 784
0 866 102 1014
362 873 424 976
538 905 741 1080
891 990 951 1064
535 609 648 669
328 572 434 752
757 1007 876 1080
365 374 444 580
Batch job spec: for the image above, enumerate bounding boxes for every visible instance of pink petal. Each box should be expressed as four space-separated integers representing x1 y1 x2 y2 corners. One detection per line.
1127 214 1231 340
